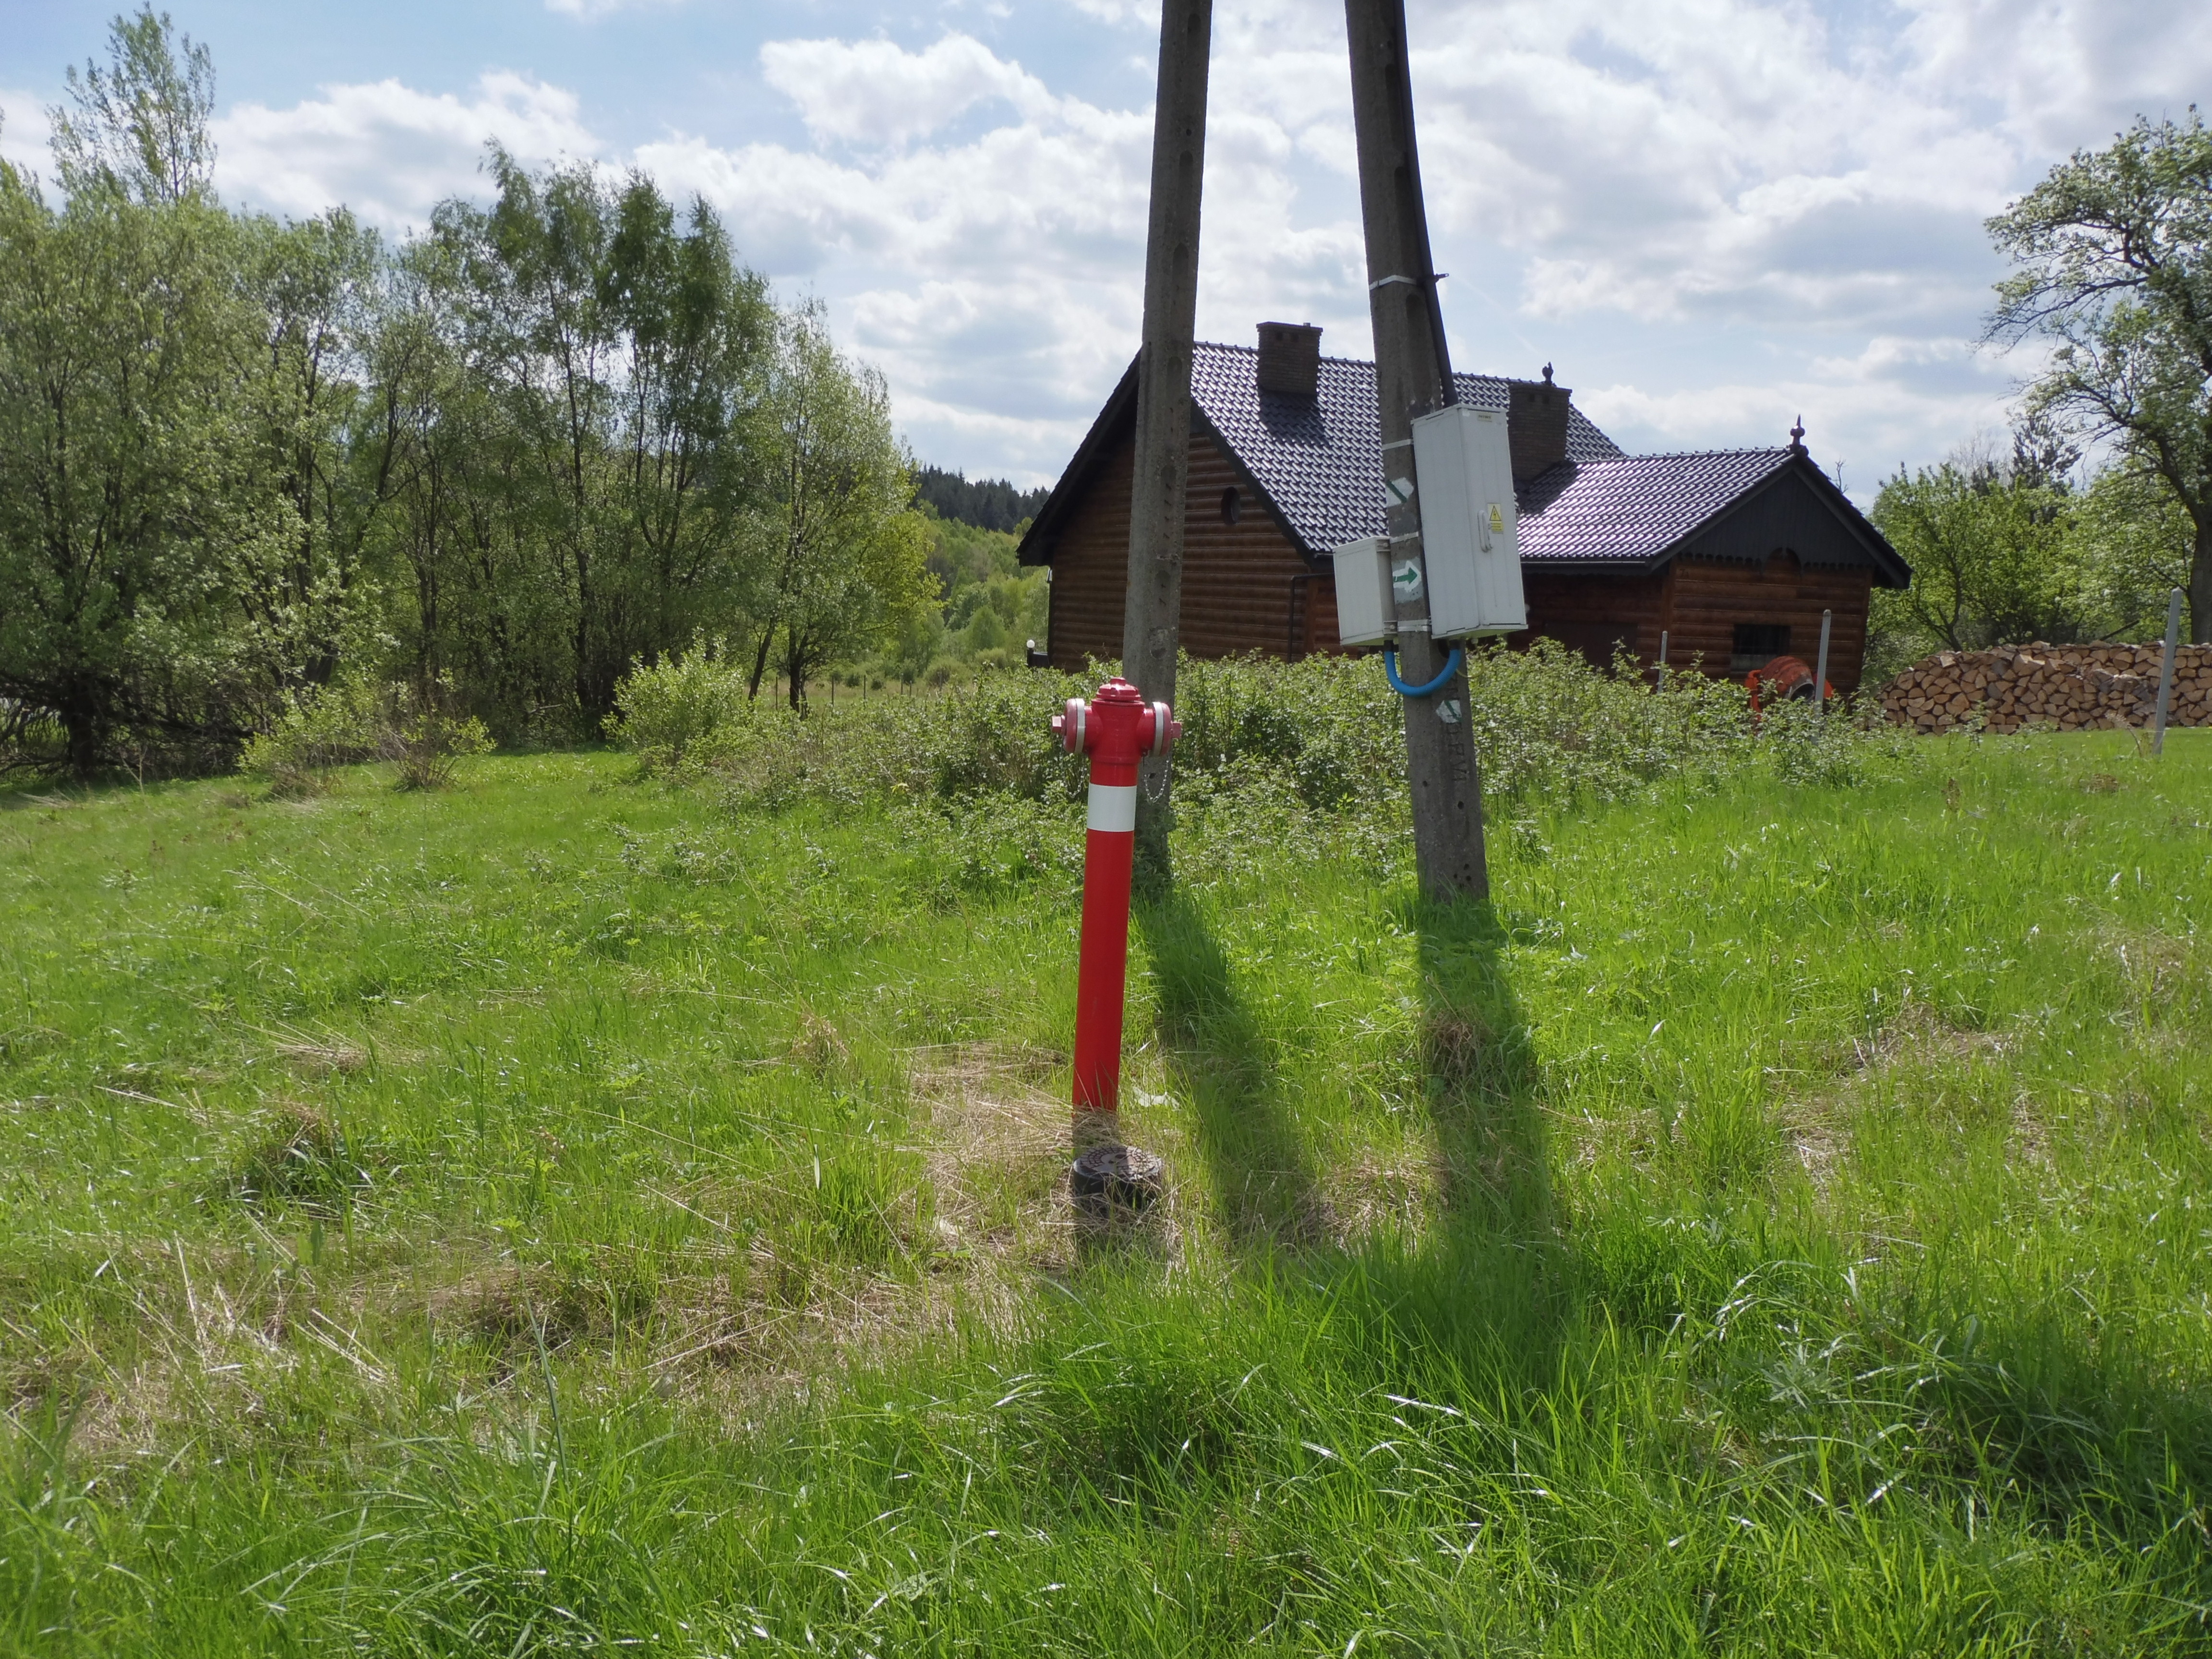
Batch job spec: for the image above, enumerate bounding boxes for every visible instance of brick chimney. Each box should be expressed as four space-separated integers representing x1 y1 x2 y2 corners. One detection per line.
1507 364 1572 484
1256 322 1322 399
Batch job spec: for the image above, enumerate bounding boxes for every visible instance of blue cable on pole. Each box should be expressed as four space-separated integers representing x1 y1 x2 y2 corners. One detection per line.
1382 644 1463 699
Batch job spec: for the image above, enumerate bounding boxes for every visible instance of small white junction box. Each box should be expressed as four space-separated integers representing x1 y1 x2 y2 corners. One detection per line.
1410 404 1526 639
1329 536 1392 648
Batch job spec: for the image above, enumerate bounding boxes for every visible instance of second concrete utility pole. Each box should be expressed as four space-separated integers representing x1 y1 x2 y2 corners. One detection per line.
1344 0 1490 900
1121 0 1213 869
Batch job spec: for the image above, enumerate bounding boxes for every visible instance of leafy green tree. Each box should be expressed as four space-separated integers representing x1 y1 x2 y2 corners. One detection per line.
0 172 294 771
239 208 403 686
2 10 925 765
365 233 550 717
1867 444 2095 669
428 153 772 729
884 602 946 682
2069 465 2196 638
918 507 1048 672
743 307 934 707
0 11 402 774
1988 110 2212 639
48 4 215 208
600 176 774 664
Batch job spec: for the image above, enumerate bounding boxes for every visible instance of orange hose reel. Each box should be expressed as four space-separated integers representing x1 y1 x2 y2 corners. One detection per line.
1745 655 1834 712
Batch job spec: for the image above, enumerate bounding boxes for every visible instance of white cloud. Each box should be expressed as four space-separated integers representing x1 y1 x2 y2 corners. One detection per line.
67 0 2206 488
1581 334 2016 477
213 72 598 230
1399 0 2020 332
759 35 1059 149
543 0 683 15
649 0 2212 483
0 89 53 180
1899 0 2212 153
613 33 1177 477
1062 0 1160 25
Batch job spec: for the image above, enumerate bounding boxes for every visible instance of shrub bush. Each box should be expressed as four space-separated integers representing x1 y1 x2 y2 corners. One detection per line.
240 674 492 794
605 645 1907 881
380 678 494 790
239 675 385 795
0 698 68 779
604 640 754 777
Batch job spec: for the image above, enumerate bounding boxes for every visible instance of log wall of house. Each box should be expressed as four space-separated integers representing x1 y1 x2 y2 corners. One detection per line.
1042 435 1135 668
1661 554 1873 690
1044 432 1328 670
1041 436 1876 689
1508 570 1670 667
1313 555 1872 690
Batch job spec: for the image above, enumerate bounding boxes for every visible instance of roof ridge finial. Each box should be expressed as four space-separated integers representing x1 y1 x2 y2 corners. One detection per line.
1789 415 1806 454
1542 361 1554 384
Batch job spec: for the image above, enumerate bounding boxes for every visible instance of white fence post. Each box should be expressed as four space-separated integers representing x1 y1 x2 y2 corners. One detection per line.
1813 610 1832 716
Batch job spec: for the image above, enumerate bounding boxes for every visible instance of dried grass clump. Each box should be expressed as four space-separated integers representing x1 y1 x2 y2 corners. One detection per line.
273 1035 369 1075
1780 1104 1848 1196
789 1011 851 1076
443 1261 657 1357
1420 1007 1491 1091
1317 1142 1433 1240
909 1043 1070 1260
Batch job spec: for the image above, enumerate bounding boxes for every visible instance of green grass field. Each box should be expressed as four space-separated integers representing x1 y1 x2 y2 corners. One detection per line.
2 729 2209 1655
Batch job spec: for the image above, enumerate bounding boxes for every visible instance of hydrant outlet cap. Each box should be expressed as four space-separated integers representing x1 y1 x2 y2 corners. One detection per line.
1149 701 1180 757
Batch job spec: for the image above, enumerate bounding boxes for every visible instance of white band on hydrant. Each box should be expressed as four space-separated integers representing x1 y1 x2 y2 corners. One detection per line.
1085 783 1137 833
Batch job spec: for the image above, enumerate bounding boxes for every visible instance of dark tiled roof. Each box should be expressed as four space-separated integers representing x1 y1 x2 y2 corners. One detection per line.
1190 341 1624 555
1514 449 1795 564
1022 340 1906 587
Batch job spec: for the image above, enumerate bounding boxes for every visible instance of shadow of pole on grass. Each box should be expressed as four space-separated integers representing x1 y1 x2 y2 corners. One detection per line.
1318 892 1568 1390
1408 894 1555 1245
1133 884 1327 1250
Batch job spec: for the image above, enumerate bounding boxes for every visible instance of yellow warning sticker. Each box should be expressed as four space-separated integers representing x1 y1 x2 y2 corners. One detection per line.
1488 504 1505 533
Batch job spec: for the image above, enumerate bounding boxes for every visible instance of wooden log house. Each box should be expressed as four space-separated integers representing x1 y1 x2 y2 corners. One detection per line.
1017 324 1910 688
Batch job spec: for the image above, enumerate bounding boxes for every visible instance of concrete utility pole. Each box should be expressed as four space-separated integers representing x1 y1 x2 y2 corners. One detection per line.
1121 0 1213 865
1343 0 1489 901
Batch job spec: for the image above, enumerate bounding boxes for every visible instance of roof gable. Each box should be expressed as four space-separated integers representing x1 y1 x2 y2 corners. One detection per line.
1516 450 1908 586
1514 449 1796 565
1681 456 1911 587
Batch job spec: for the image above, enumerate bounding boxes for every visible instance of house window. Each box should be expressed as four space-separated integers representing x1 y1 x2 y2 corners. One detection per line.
1219 486 1241 525
1731 623 1791 673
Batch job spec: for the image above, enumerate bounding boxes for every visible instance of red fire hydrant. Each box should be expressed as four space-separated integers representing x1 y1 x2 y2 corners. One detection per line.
1053 678 1179 1172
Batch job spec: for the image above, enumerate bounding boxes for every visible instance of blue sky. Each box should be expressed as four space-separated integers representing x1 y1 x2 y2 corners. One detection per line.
5 0 2209 497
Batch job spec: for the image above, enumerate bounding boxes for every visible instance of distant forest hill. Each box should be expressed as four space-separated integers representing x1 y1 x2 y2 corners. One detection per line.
915 467 1050 534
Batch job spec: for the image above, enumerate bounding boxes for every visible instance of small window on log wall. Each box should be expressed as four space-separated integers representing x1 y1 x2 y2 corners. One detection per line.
1732 623 1791 673
1219 486 1241 525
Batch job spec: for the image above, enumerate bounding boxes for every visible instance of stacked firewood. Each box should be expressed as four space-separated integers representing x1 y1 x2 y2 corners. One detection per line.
1881 642 2211 733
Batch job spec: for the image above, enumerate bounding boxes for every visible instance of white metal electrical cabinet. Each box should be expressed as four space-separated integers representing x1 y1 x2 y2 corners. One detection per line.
1410 404 1526 638
1328 536 1392 647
